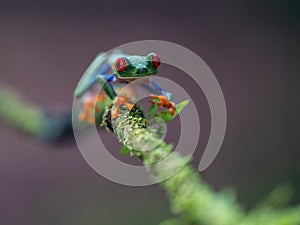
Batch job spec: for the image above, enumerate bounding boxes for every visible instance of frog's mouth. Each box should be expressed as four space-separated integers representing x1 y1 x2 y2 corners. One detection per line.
118 76 154 85
118 73 156 81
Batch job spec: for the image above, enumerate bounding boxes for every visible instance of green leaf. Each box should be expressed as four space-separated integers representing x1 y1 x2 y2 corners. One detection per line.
120 145 131 155
154 99 189 122
146 103 159 118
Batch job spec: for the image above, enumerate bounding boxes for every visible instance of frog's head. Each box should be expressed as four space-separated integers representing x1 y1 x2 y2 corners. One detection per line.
113 53 160 79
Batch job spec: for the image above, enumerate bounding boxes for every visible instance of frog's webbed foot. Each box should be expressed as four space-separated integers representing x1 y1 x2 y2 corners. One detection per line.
149 94 176 116
111 96 135 119
78 93 106 124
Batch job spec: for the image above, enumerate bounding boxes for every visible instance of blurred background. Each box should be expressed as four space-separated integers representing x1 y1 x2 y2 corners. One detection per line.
0 0 299 224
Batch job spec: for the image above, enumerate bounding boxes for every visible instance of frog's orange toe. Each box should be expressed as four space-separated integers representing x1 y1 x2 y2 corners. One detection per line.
169 104 176 116
149 94 176 116
125 102 135 111
111 108 119 119
87 116 95 124
79 112 86 121
111 96 135 119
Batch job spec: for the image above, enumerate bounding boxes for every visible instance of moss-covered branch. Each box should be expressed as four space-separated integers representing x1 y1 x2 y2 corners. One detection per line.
106 103 300 225
1 84 299 224
0 84 45 136
0 84 72 141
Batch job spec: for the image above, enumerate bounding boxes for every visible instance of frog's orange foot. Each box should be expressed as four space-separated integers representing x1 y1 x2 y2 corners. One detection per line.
78 93 106 124
112 96 135 119
149 94 176 116
79 111 95 124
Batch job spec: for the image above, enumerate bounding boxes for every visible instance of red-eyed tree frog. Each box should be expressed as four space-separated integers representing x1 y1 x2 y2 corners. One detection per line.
74 50 176 124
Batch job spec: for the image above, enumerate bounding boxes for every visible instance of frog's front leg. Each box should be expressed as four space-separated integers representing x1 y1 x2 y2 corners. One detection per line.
95 75 136 119
148 78 176 116
95 74 118 100
149 94 176 116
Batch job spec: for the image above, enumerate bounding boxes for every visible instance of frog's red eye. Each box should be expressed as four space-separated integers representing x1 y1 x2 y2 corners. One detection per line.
152 54 161 68
114 58 126 73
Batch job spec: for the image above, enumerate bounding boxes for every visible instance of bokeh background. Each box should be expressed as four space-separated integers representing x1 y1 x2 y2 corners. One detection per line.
0 0 299 225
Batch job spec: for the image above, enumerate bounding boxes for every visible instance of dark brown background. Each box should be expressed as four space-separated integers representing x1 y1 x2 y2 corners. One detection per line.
0 1 299 225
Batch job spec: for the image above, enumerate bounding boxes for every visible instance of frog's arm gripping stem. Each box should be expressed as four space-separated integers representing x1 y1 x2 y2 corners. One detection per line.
149 78 174 102
95 74 117 100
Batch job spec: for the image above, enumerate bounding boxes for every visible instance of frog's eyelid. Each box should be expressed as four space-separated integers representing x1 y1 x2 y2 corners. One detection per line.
145 53 155 62
122 57 130 66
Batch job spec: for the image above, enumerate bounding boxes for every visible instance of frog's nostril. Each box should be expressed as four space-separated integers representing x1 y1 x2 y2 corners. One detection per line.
137 68 148 74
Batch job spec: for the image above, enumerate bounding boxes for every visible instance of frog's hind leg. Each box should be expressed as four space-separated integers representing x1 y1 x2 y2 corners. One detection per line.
78 91 107 124
74 52 111 98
